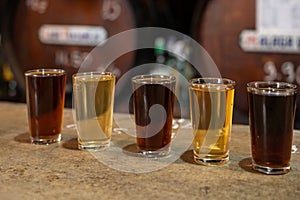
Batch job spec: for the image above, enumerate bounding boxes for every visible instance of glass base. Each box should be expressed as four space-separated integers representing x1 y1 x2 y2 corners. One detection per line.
138 146 170 158
252 162 291 175
194 154 229 166
78 140 110 151
30 134 61 145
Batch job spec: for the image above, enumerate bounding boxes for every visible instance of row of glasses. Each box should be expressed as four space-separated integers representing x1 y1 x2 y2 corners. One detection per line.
190 79 297 175
25 69 297 175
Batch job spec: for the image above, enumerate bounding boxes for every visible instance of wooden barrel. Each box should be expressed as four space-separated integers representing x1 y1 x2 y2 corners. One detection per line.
1 0 197 95
192 0 300 124
1 0 142 98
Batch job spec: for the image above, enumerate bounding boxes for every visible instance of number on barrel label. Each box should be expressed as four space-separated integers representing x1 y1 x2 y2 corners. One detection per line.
263 61 300 85
55 50 90 69
102 0 121 21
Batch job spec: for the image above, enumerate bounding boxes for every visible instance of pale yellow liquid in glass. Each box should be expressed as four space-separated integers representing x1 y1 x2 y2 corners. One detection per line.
73 74 115 148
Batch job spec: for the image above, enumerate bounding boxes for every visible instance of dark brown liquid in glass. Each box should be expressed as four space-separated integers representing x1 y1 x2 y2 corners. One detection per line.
26 72 66 139
133 84 174 151
248 92 296 168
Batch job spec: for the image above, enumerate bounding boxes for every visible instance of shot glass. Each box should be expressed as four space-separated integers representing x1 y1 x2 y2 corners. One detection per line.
132 74 176 157
73 72 115 151
25 69 67 144
189 78 235 166
247 81 297 175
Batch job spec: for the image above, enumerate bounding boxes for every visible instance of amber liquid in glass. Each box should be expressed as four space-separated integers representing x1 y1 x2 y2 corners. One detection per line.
190 85 234 165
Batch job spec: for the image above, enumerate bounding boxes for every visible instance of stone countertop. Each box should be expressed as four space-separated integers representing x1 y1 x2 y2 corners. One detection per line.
0 101 300 200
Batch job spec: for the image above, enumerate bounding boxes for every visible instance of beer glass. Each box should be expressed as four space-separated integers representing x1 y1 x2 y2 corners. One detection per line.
132 74 176 157
189 78 235 166
25 69 66 144
247 81 297 174
73 72 115 151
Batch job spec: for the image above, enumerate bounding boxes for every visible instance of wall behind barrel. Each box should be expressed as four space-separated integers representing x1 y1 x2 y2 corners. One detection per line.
0 1 22 102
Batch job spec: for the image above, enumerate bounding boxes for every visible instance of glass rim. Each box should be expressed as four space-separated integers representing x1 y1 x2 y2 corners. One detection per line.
247 81 297 95
72 71 115 79
189 77 235 89
132 74 176 84
25 68 66 77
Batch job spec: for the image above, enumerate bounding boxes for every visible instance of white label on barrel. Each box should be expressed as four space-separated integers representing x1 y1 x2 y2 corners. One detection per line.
38 25 107 46
239 30 300 54
256 0 300 32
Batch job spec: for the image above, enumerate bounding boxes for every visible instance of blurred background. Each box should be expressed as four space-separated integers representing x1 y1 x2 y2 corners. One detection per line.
1 0 300 128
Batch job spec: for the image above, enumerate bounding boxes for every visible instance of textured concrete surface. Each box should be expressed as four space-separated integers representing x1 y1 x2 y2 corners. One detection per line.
0 101 300 199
